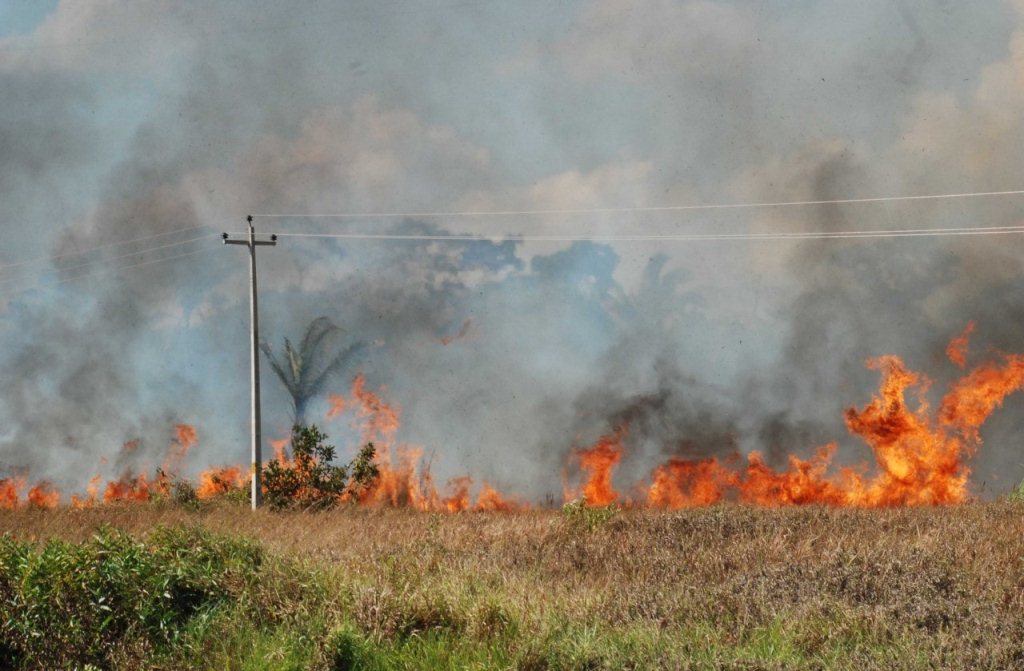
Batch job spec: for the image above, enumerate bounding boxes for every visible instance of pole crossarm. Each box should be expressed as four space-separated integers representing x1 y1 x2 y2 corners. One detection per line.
253 240 277 246
222 215 278 510
223 237 277 246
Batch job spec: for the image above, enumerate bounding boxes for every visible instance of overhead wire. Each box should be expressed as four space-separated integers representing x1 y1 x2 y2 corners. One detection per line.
0 245 220 300
250 188 1024 219
269 224 1024 243
0 232 220 288
5 187 1024 299
0 224 213 275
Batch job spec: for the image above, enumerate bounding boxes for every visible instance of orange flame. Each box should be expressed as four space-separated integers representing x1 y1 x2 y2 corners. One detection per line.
3 424 204 508
939 353 1024 440
442 475 473 512
327 374 525 511
947 321 975 368
27 482 59 508
350 373 400 443
326 395 346 420
334 374 419 506
162 424 198 471
0 478 23 509
566 426 625 506
646 456 735 508
475 481 526 511
71 475 103 508
740 446 846 506
175 424 198 449
568 342 1024 508
8 328 1024 511
196 466 247 499
439 476 527 511
103 471 166 503
271 437 291 464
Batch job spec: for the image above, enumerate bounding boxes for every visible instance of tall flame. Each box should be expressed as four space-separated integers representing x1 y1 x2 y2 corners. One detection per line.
565 426 626 506
569 337 1024 508
162 424 198 471
326 373 525 511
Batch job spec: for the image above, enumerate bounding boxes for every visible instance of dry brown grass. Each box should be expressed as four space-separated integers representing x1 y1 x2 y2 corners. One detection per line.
4 502 1024 669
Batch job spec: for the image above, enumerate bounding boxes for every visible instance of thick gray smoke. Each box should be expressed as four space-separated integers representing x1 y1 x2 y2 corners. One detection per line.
3 1 1024 498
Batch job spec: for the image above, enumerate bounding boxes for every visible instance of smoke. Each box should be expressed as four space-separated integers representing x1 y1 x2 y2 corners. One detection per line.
0 70 96 256
4 0 1024 498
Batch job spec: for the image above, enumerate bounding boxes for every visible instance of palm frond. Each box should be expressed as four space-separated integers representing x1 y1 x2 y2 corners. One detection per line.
260 317 360 425
262 343 300 396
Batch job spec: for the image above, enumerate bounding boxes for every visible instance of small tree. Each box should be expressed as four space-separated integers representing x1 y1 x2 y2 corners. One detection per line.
261 317 364 425
262 424 379 510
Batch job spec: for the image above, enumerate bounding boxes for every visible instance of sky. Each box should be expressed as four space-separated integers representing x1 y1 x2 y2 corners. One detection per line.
3 0 1024 499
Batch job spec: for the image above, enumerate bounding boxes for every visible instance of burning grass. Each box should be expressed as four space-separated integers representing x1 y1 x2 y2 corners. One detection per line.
2 502 1024 669
5 325 1024 514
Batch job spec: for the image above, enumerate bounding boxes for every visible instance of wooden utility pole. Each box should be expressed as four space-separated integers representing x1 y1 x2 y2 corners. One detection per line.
223 216 277 509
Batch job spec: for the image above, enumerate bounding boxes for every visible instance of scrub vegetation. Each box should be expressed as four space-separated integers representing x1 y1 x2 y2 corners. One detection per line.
2 502 1024 669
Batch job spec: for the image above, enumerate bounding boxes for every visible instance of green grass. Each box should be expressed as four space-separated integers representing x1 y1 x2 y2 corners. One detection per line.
0 526 265 669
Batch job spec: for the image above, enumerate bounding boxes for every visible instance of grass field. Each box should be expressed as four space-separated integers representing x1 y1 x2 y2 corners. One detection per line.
2 502 1024 669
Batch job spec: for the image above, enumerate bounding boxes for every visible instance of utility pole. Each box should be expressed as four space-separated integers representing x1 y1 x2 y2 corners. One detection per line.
223 216 277 510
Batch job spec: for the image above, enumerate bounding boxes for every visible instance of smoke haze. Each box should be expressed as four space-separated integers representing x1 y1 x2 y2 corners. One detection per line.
3 1 1024 499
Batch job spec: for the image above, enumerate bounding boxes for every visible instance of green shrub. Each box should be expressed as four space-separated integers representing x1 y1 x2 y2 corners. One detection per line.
262 424 379 510
1007 479 1024 502
328 625 372 671
561 497 618 531
0 526 262 668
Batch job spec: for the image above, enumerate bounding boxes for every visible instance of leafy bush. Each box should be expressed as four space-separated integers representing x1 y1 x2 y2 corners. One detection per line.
561 497 618 531
0 526 262 669
262 424 379 510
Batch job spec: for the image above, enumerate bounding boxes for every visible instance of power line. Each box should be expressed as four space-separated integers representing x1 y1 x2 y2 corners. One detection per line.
0 225 213 275
0 233 219 288
269 224 1024 243
250 188 1024 220
8 213 1022 299
0 245 219 299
